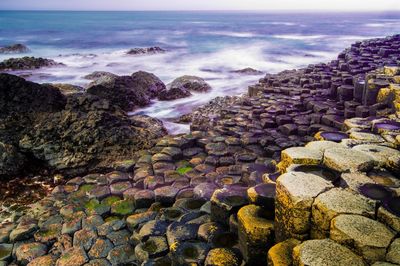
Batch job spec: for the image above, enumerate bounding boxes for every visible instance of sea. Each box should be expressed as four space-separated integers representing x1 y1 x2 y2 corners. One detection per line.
1 11 400 133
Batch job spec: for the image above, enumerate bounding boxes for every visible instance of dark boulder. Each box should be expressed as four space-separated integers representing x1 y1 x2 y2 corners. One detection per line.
158 86 192 101
158 75 212 101
0 74 66 117
0 142 27 177
83 71 118 81
0 44 29 54
169 75 212 93
0 57 62 70
131 71 166 98
0 74 166 178
86 71 166 111
18 93 161 176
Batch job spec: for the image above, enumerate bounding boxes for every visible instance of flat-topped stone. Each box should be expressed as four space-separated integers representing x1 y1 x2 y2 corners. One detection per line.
323 147 376 172
275 172 334 241
305 140 342 152
279 147 323 171
293 239 365 266
311 188 375 238
56 247 89 266
352 144 400 171
330 214 395 263
349 132 385 143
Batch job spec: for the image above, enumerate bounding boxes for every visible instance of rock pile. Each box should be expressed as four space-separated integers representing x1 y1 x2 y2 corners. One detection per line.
0 35 399 266
0 73 167 178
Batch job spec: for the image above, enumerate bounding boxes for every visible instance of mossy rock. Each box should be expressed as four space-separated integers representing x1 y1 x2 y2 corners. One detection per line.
101 196 122 207
176 166 193 175
79 184 96 193
85 199 110 215
111 200 135 216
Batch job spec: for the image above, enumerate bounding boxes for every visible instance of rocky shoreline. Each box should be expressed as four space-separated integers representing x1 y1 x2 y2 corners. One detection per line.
0 35 400 266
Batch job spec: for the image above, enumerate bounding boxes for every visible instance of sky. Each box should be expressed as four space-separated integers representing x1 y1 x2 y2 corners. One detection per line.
0 0 399 11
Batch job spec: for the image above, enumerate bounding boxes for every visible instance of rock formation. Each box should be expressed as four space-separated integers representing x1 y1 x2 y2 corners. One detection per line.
158 75 212 101
0 35 400 266
86 71 166 111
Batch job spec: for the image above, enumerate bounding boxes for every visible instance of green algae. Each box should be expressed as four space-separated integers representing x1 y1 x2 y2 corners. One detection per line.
102 196 121 207
176 166 193 175
111 200 135 216
79 184 95 193
105 216 120 223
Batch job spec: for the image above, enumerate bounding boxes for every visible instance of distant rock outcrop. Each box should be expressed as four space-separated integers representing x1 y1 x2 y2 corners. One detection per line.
230 67 263 75
0 56 63 71
126 46 166 55
0 44 29 54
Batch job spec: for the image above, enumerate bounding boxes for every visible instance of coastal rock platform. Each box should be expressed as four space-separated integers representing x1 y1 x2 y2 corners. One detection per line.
1 35 400 265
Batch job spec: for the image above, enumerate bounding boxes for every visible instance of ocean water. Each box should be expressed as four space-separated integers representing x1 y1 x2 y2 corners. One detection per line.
1 11 400 133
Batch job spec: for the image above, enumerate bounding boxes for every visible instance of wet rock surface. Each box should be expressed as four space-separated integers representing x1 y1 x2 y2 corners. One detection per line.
1 35 400 266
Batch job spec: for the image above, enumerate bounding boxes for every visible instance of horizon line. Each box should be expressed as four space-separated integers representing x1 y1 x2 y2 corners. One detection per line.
0 9 400 12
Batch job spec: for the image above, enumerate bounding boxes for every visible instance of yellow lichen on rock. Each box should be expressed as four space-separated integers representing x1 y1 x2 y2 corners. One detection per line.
267 238 301 266
275 172 333 241
205 248 241 266
278 147 322 173
384 66 400 76
237 204 274 265
377 87 391 103
292 239 365 266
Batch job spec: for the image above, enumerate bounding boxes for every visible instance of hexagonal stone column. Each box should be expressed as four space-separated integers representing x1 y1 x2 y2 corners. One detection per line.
352 144 400 173
210 186 248 226
237 205 274 266
279 147 323 172
267 238 301 266
275 172 333 241
323 147 376 172
293 239 365 266
311 188 375 238
330 214 395 263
